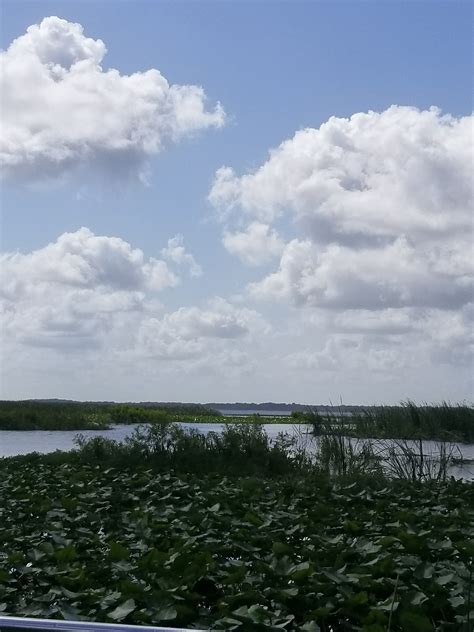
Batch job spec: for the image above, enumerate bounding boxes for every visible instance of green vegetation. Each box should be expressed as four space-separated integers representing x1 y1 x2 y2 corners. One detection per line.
0 400 222 431
0 423 473 630
9 422 309 477
0 401 111 430
308 401 474 444
0 461 472 629
0 399 301 430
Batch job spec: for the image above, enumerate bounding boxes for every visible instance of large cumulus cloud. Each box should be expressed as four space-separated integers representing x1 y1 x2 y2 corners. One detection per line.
209 106 473 383
0 228 180 349
0 16 225 181
210 106 473 313
0 229 266 375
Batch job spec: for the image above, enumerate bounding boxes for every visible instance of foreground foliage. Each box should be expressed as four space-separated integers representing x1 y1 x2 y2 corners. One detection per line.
0 457 472 631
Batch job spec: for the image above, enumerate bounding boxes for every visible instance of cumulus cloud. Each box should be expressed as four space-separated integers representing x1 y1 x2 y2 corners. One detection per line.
0 16 225 181
0 229 268 381
137 298 268 361
0 228 178 349
210 106 473 314
210 106 471 237
161 234 202 277
222 222 284 266
208 105 474 383
1 227 177 297
249 236 473 310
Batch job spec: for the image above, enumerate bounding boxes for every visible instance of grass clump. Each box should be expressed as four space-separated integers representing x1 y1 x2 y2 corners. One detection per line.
351 401 474 443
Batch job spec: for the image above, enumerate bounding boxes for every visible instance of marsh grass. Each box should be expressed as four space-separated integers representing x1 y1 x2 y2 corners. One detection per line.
70 414 466 482
307 405 466 482
350 400 474 443
378 438 463 482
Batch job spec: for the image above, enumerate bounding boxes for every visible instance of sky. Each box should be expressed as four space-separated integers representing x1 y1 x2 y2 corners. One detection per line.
0 0 472 404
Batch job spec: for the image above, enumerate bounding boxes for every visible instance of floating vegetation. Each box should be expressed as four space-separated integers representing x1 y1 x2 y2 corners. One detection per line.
0 455 473 630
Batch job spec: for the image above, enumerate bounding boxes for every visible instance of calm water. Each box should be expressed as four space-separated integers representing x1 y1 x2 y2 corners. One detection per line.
0 423 296 457
1 422 473 480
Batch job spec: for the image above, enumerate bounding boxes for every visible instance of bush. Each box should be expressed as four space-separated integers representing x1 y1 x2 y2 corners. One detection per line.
69 422 312 477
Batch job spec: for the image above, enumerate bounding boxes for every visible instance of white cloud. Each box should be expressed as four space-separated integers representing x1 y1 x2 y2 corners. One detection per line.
0 228 178 349
332 308 416 335
1 228 470 399
210 106 471 238
0 16 225 181
207 105 473 390
285 303 474 377
137 298 268 361
210 106 473 314
222 222 284 266
161 234 202 277
1 227 177 297
0 229 268 383
249 235 473 310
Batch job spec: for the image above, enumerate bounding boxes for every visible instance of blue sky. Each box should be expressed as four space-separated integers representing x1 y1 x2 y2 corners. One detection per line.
1 1 472 403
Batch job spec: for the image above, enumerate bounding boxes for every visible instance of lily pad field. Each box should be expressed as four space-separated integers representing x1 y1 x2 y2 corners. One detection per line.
0 457 473 631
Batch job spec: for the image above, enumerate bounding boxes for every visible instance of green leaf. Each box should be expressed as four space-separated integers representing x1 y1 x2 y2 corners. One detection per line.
348 591 368 607
272 541 292 556
279 587 299 598
435 573 454 586
376 597 400 612
289 561 311 580
244 512 263 527
449 595 465 608
108 598 136 621
54 545 78 563
399 611 433 632
108 541 129 562
410 591 428 606
155 605 177 621
414 562 434 580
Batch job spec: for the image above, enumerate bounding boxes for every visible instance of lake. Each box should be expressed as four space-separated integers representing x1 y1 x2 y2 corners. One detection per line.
0 422 294 457
1 422 473 480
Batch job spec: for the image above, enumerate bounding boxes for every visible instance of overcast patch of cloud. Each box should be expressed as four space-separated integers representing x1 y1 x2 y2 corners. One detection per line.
285 303 474 376
0 16 225 182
